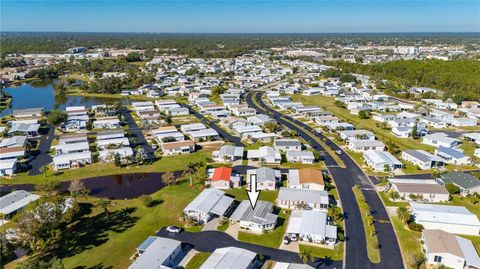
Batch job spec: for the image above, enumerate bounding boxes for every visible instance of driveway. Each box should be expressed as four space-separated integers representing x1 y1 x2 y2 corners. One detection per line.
157 228 342 268
246 91 404 269
202 217 219 231
120 108 156 160
28 123 54 175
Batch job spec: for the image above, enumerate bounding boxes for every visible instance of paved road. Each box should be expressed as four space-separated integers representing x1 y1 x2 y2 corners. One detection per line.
120 108 156 160
157 228 342 268
246 91 404 269
28 124 55 175
182 104 245 147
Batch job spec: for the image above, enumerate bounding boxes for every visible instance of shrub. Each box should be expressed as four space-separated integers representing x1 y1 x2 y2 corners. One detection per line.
140 195 153 207
408 221 424 232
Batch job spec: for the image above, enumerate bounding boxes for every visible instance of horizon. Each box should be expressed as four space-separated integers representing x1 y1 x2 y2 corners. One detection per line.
2 0 479 33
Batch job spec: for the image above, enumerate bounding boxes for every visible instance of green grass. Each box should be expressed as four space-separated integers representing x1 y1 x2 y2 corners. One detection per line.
6 182 208 269
1 150 212 185
299 242 344 261
378 191 409 207
237 209 290 248
352 186 381 263
185 252 211 269
225 187 279 203
391 216 426 269
291 94 435 153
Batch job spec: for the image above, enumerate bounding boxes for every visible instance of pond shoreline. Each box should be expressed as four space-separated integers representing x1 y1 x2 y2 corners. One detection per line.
1 171 185 199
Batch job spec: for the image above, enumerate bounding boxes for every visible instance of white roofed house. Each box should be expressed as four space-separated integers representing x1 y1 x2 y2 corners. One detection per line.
0 146 25 176
410 203 480 235
422 133 460 149
422 229 480 269
435 146 471 165
128 237 184 269
274 139 302 152
247 146 281 164
132 101 156 112
53 151 92 171
0 136 27 148
92 118 121 130
0 190 40 216
247 114 274 126
183 188 235 223
388 178 449 203
229 200 278 233
161 140 195 156
99 147 134 164
246 167 281 191
7 122 41 137
199 247 258 269
401 150 445 170
337 130 375 141
446 117 478 127
286 210 337 245
277 187 329 211
363 150 404 172
212 145 244 163
186 128 220 142
347 140 385 152
286 151 315 164
55 141 90 155
13 108 43 119
152 126 185 143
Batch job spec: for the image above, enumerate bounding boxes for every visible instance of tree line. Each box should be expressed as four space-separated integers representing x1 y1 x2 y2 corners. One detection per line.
326 59 480 102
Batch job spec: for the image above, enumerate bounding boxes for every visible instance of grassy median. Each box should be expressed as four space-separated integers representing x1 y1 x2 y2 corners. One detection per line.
352 186 381 263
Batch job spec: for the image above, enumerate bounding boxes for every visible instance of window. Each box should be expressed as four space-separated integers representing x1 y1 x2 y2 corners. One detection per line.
433 256 442 263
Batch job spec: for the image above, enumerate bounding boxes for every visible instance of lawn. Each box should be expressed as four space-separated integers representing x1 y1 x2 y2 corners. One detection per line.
290 95 435 153
378 191 409 207
352 186 381 263
185 252 211 269
237 209 290 248
390 216 426 269
6 182 205 269
1 150 212 185
299 242 344 261
225 187 279 203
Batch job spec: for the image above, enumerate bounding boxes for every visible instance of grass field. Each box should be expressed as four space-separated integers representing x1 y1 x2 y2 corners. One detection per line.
390 216 426 269
237 209 290 248
225 187 279 203
6 182 205 269
1 150 212 185
299 242 344 261
352 186 381 263
185 252 211 269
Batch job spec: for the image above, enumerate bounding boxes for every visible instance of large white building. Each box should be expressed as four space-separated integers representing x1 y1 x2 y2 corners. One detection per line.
410 203 480 235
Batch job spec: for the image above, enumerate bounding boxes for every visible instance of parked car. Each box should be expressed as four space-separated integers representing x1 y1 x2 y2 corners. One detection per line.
283 235 290 244
166 226 182 233
290 234 297 241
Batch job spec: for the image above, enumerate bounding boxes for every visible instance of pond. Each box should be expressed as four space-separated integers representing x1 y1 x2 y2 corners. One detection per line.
1 171 184 199
1 80 131 117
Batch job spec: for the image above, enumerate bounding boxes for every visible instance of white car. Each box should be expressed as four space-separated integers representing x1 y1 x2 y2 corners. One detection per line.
166 226 182 233
290 234 297 241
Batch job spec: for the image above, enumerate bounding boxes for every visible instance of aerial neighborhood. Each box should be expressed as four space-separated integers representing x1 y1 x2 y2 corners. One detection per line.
1 35 479 269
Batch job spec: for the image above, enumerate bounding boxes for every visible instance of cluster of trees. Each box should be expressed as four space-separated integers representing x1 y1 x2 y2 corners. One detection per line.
328 59 480 102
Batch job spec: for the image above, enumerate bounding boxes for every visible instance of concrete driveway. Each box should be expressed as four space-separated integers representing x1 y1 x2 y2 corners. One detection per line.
202 217 219 231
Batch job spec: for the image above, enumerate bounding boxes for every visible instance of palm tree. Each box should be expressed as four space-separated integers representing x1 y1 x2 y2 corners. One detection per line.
187 162 198 186
39 165 48 178
299 248 313 264
396 206 411 224
96 198 113 217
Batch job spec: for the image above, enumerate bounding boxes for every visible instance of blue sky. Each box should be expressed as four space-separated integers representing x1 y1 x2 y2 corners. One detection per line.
1 0 479 33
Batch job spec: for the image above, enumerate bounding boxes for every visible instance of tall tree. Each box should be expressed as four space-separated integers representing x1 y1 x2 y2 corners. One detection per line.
96 198 113 217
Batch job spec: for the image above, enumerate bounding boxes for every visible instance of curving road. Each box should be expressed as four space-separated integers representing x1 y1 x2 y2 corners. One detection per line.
246 91 404 269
